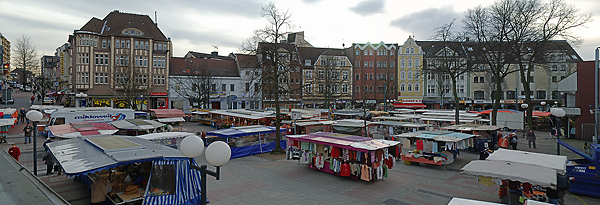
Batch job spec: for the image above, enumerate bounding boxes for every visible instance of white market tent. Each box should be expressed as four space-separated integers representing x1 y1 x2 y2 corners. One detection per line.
157 117 185 123
110 119 165 130
461 160 557 187
485 148 567 173
136 132 196 141
447 197 502 205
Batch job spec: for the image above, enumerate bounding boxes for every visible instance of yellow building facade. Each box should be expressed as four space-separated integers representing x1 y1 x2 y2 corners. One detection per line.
397 36 424 107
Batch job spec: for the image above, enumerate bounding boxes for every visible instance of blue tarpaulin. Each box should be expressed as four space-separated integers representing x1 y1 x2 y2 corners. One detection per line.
207 125 287 158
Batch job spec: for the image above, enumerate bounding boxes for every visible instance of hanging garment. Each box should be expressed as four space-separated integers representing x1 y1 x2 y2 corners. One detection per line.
316 144 325 154
403 139 411 149
340 163 351 176
370 151 376 163
416 140 424 150
331 147 340 158
360 165 371 181
432 142 438 153
300 141 309 150
315 155 325 169
383 164 389 178
342 149 349 161
376 165 383 179
478 176 495 186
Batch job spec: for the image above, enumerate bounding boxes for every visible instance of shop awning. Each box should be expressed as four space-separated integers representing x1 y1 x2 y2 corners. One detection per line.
110 119 166 130
157 117 186 122
394 103 426 109
461 160 556 187
136 132 196 141
291 132 399 152
149 109 185 118
207 125 285 138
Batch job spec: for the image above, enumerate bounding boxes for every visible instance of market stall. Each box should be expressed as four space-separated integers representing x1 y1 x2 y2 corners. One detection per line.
447 197 502 205
48 122 118 139
190 111 211 125
294 120 335 135
332 119 371 136
400 130 476 166
209 109 275 128
206 125 287 159
110 119 166 136
157 117 185 132
135 132 196 149
134 111 148 120
46 135 205 205
286 132 400 181
148 109 185 120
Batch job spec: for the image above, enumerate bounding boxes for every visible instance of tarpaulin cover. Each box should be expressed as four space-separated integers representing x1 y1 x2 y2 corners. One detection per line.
79 131 100 136
331 125 362 136
370 121 409 126
447 197 502 205
486 148 567 172
47 135 187 176
208 125 285 138
0 118 16 126
49 124 78 135
110 119 165 130
460 160 556 187
230 141 287 159
143 159 205 205
137 132 196 141
157 117 185 122
150 109 185 118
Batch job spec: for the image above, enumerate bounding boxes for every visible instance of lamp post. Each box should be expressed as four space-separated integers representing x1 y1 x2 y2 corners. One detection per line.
521 103 528 138
179 136 231 205
551 107 566 155
26 110 43 176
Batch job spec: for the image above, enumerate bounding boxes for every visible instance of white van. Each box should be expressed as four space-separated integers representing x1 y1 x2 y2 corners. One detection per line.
47 107 135 126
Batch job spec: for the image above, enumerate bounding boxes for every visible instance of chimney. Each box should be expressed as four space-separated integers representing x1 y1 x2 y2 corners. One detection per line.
211 51 218 57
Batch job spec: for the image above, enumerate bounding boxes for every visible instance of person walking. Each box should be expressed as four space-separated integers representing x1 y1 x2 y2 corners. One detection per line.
43 137 53 152
527 130 536 149
42 150 54 175
19 109 26 122
8 144 21 161
30 95 35 104
23 123 33 144
509 134 518 150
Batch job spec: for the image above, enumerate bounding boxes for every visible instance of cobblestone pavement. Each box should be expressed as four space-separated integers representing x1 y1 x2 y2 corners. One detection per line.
1 121 599 205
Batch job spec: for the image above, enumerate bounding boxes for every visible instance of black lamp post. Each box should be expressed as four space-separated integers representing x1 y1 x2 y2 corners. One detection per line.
179 136 231 205
26 110 43 176
551 107 566 155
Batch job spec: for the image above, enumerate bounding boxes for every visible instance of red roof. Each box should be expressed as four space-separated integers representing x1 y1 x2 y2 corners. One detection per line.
170 56 239 77
150 109 185 118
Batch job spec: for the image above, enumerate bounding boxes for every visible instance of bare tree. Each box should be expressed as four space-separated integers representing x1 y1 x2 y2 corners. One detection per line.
463 0 591 125
241 3 296 153
171 62 216 109
318 54 343 110
111 55 150 110
424 21 470 123
13 34 38 83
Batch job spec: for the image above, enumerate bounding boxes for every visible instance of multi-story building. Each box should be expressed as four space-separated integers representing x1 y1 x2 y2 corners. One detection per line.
55 43 71 92
256 42 303 109
396 36 425 109
40 55 59 91
349 42 398 110
298 47 353 109
68 10 171 109
0 32 9 75
230 53 262 109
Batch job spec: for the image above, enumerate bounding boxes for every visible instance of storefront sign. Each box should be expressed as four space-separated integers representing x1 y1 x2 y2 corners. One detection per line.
150 92 167 96
401 99 422 103
501 100 523 104
210 91 226 96
93 98 111 107
365 100 376 104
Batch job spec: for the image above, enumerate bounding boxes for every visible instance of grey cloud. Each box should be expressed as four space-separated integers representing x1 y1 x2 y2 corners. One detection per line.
389 7 463 40
349 0 385 17
167 28 241 52
302 0 322 3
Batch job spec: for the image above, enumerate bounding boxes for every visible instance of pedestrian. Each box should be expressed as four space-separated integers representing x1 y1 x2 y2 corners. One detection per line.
42 150 54 175
546 186 559 204
524 125 530 139
30 95 35 104
16 111 21 125
557 173 570 205
509 134 518 150
43 137 53 152
526 130 536 149
23 123 33 144
19 109 26 122
8 144 21 161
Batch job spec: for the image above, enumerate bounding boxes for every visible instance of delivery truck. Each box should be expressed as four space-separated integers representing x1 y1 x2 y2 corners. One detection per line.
47 107 135 126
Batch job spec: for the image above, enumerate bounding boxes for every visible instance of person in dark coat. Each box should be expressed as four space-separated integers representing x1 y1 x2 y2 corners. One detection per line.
526 130 536 149
509 134 518 150
8 144 21 161
23 123 33 144
43 137 53 152
43 150 54 175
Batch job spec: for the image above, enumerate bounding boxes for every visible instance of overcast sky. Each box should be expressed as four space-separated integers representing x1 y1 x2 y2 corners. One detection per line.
1 0 599 62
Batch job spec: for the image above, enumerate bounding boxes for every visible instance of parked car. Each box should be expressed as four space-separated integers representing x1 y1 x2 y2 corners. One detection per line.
24 86 32 92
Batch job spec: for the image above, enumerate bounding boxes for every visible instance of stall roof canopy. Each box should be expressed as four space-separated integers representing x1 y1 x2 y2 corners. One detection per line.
486 148 567 172
150 109 185 118
0 118 16 126
209 109 275 120
461 160 556 187
413 130 475 140
370 121 409 126
30 105 64 110
394 103 426 109
48 122 118 138
0 108 17 115
110 119 165 130
372 116 410 121
157 117 186 122
47 135 186 176
136 132 196 141
292 132 399 151
295 120 336 127
333 119 371 127
207 125 286 138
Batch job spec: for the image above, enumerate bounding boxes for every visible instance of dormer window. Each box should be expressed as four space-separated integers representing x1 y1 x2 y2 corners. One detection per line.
122 28 143 36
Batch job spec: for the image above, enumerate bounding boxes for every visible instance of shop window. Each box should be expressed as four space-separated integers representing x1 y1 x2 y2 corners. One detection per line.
506 90 516 99
536 90 546 99
474 91 485 99
148 163 176 196
552 91 561 99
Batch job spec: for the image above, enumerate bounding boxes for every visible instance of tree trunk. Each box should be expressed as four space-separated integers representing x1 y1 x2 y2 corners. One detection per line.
274 86 282 153
520 66 534 128
491 78 502 125
452 77 460 124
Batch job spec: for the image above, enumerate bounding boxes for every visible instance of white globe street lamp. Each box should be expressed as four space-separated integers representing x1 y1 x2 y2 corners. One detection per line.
179 136 231 205
26 110 43 176
521 104 529 135
551 107 566 155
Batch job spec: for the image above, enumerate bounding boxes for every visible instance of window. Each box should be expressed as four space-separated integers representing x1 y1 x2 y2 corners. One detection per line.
364 61 368 68
154 43 157 50
407 82 412 92
356 50 359 56
377 86 384 93
474 91 485 99
356 61 360 68
229 84 234 91
85 73 89 84
407 70 413 80
390 50 394 56
491 91 504 99
95 73 99 84
408 57 413 68
355 86 360 93
126 40 130 48
135 41 139 49
305 60 311 66
529 76 534 83
369 50 373 56
414 82 420 92
342 71 349 80
552 91 561 99
428 85 436 94
304 83 312 93
391 61 395 68
480 77 485 83
558 54 564 60
415 58 420 68
552 76 557 83
507 91 516 99
305 70 312 79
369 61 373 68
121 40 126 48
95 54 99 65
145 42 149 50
102 39 107 48
342 84 348 93
400 82 405 92
369 74 373 80
560 65 566 71
355 73 360 81
115 39 120 48
415 70 420 80
318 70 324 79
536 90 546 99
401 58 405 68
400 70 405 80
551 65 557 71
365 73 369 80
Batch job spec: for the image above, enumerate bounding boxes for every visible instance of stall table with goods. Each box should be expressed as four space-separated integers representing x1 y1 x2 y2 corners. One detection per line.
46 135 205 205
400 131 476 166
206 125 287 159
286 132 400 181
